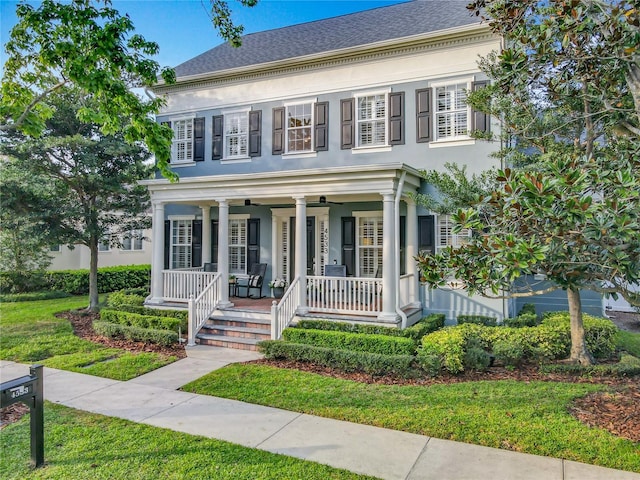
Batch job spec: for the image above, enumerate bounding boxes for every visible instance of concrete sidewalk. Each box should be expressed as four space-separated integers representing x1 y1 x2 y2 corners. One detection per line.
1 349 638 480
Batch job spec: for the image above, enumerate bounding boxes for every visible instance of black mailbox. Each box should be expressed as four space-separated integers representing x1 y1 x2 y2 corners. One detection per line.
1 365 44 467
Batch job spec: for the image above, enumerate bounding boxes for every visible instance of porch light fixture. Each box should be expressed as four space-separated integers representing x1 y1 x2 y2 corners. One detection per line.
319 195 327 204
244 199 251 206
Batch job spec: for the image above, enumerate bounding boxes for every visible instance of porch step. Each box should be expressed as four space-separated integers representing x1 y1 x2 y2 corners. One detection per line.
196 312 272 351
196 333 264 351
199 323 271 340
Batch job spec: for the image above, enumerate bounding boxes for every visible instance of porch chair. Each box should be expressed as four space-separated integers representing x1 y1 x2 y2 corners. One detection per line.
236 263 267 298
203 262 217 272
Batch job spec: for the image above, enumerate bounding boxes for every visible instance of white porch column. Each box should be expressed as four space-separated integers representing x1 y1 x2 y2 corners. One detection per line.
379 193 399 322
405 198 421 308
200 205 211 265
294 196 308 313
271 214 279 279
149 201 165 304
217 199 233 308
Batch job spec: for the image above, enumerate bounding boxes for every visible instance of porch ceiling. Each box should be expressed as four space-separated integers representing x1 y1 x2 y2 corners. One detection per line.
142 163 422 205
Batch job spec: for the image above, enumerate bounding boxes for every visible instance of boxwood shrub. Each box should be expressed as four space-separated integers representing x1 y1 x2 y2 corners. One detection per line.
107 290 146 308
258 340 416 377
0 290 71 302
541 312 618 359
100 309 182 333
282 328 416 355
94 321 177 346
540 353 640 377
457 315 497 326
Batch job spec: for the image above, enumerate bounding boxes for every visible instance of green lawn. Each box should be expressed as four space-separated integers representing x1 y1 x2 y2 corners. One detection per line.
183 363 640 473
0 296 176 380
616 329 640 357
0 403 374 480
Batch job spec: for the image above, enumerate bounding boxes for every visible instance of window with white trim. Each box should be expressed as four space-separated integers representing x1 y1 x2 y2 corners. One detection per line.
356 94 387 147
357 216 383 277
171 219 192 268
49 245 61 252
437 215 471 251
435 83 470 141
224 112 249 159
286 103 313 153
228 218 247 274
172 119 194 164
122 229 144 251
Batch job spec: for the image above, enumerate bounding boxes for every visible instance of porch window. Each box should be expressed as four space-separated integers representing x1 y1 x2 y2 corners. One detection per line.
172 119 193 164
437 215 471 251
224 112 249 159
286 103 313 153
171 219 192 268
358 216 383 277
228 218 247 274
356 93 387 147
122 229 144 251
435 83 469 141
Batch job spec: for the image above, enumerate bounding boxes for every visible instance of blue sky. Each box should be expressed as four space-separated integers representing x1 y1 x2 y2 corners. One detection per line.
1 0 409 70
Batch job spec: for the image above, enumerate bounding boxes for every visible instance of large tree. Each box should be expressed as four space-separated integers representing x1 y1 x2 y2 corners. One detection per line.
1 88 154 310
417 0 640 364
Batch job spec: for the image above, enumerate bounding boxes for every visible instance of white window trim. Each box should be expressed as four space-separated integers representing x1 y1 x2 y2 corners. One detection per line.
169 114 196 165
355 213 384 278
228 216 248 275
436 214 471 251
430 78 474 143
170 218 193 269
284 101 315 154
121 229 144 252
168 215 196 221
353 89 390 149
222 107 251 161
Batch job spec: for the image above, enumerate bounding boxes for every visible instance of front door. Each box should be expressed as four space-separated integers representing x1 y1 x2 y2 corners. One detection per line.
290 216 316 277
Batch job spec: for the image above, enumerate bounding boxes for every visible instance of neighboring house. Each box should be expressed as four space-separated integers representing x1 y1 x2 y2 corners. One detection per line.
48 227 152 270
142 1 508 343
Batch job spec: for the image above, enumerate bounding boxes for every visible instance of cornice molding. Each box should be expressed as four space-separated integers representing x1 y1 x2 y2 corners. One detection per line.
154 28 496 96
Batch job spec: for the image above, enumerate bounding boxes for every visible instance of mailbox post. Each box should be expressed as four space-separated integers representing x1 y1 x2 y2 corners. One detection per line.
1 365 44 467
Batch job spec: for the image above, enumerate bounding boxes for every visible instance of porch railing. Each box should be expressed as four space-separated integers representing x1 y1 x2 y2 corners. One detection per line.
399 273 415 307
187 272 221 346
271 277 300 340
306 275 382 316
162 269 216 302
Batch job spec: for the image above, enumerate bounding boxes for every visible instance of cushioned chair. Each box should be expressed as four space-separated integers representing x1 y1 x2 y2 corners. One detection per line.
203 262 217 272
236 263 267 298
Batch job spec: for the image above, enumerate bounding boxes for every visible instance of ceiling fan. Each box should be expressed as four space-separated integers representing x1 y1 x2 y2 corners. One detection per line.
316 195 343 205
243 199 263 206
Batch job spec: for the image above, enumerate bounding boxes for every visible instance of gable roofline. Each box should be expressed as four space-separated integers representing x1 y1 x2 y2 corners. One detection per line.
154 23 492 92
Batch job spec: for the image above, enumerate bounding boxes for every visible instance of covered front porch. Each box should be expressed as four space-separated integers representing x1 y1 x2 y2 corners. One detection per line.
141 164 424 345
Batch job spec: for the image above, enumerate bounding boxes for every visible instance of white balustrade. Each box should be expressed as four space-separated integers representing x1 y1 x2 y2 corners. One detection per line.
162 269 216 302
399 273 414 308
188 273 221 346
271 277 300 339
306 276 382 315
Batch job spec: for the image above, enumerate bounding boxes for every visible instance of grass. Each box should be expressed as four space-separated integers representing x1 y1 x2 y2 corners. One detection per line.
616 329 640 357
0 403 375 480
183 363 640 473
0 296 176 380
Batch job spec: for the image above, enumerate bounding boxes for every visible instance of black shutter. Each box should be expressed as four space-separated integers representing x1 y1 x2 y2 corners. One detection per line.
212 115 223 160
272 107 285 155
400 215 406 275
416 88 432 143
249 110 262 157
161 122 171 163
340 98 355 150
314 101 329 151
472 81 490 134
193 117 205 162
389 92 405 145
211 220 219 265
418 215 435 254
247 218 260 271
164 220 171 269
192 220 202 267
341 216 356 276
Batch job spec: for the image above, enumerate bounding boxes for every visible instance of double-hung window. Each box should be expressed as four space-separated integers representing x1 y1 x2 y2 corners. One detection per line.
357 215 383 277
435 83 470 141
172 118 194 164
122 229 144 251
224 111 249 159
286 103 313 153
171 219 192 269
228 217 247 274
356 93 387 147
437 215 471 251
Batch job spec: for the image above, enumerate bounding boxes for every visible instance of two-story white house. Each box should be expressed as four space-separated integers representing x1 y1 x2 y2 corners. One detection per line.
142 0 510 348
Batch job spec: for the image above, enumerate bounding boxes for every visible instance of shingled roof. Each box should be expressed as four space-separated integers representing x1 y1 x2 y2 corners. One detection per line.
173 0 480 79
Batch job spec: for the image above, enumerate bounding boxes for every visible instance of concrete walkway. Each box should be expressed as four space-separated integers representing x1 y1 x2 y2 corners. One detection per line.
1 348 638 480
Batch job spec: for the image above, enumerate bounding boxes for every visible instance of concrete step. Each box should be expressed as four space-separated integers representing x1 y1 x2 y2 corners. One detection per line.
200 324 271 340
209 316 271 330
196 333 263 351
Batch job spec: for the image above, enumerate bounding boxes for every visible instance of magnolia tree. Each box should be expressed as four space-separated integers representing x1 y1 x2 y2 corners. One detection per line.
417 0 640 364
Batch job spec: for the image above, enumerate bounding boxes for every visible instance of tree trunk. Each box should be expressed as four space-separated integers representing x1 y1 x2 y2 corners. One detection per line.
566 287 594 365
88 238 99 312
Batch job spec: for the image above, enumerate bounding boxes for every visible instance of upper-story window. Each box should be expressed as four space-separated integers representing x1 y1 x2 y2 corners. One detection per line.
435 83 469 141
122 229 144 251
224 111 249 159
356 94 387 147
286 103 313 153
172 119 194 163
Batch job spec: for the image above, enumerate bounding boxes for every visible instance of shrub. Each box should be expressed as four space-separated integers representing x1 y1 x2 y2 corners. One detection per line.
258 340 416 377
457 315 497 326
540 354 640 377
114 305 188 332
403 314 446 341
518 303 537 316
542 312 618 359
282 328 416 355
107 290 146 308
94 321 177 346
100 309 182 333
0 290 71 302
0 271 49 294
464 344 491 371
503 313 539 328
417 353 442 377
493 339 525 367
418 325 483 374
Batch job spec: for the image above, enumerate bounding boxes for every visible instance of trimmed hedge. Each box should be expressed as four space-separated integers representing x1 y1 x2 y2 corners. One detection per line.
0 265 150 294
100 309 182 333
457 315 497 326
540 354 640 377
114 305 188 331
503 313 539 328
94 321 177 346
107 290 146 308
282 328 416 355
541 312 618 359
0 290 71 302
258 340 416 377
